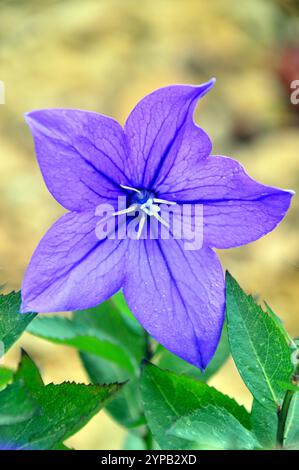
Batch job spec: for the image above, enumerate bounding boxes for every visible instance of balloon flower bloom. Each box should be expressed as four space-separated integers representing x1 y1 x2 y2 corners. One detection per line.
21 79 293 369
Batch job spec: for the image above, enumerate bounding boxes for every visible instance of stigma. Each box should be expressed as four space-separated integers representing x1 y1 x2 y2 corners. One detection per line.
112 184 176 239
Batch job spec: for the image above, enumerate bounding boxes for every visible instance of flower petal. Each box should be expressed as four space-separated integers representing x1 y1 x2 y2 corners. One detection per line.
21 211 127 313
123 239 225 369
26 109 130 211
124 80 214 189
159 155 294 248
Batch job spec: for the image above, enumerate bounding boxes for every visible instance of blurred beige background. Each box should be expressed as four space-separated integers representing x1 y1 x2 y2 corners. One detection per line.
0 0 298 449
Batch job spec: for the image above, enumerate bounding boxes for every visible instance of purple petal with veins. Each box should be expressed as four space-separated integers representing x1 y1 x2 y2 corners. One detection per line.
21 79 294 369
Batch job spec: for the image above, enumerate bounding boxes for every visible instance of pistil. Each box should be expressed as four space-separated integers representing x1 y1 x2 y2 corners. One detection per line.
112 184 176 239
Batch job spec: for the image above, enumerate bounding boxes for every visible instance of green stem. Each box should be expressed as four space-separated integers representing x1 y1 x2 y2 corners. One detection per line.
144 330 154 361
276 389 295 448
140 330 155 450
276 360 299 449
143 427 154 450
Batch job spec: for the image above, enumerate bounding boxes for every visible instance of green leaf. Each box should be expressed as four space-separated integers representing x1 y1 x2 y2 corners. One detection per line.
28 316 135 374
14 349 44 391
0 351 122 450
170 405 261 450
157 323 230 381
264 303 296 349
29 300 145 376
141 363 250 450
226 272 293 410
75 301 145 360
278 381 299 393
111 290 137 322
53 442 73 450
123 432 146 450
74 300 145 428
0 380 38 425
284 393 299 449
251 399 278 449
0 367 14 389
0 291 36 352
81 352 143 428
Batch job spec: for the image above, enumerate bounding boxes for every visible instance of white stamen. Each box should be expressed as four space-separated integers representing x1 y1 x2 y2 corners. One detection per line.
120 184 141 194
153 212 170 229
112 204 138 216
153 198 176 205
136 213 146 240
113 184 174 237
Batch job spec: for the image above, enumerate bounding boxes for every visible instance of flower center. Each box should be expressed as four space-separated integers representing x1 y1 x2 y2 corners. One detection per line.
131 189 154 205
112 184 176 239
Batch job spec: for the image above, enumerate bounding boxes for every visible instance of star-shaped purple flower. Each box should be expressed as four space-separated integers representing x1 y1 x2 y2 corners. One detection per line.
21 79 293 369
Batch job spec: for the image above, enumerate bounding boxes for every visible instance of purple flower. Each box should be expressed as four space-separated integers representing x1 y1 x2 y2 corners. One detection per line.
21 79 293 369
